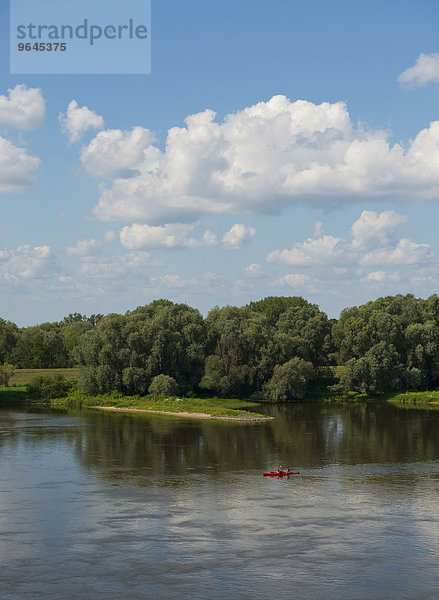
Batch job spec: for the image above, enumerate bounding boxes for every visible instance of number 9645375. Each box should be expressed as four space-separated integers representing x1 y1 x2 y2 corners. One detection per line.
18 42 67 51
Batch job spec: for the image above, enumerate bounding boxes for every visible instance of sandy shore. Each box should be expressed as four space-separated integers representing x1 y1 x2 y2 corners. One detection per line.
94 406 273 422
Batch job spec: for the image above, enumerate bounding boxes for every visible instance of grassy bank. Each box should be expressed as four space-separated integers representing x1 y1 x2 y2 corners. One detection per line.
58 394 270 420
4 367 439 414
385 390 439 409
319 388 439 409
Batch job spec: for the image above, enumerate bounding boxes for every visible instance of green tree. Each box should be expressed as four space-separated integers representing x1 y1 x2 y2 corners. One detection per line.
12 323 69 368
148 374 180 396
340 342 403 394
76 301 206 395
0 318 19 363
263 357 315 402
202 305 269 396
333 294 439 393
0 362 14 386
63 321 93 365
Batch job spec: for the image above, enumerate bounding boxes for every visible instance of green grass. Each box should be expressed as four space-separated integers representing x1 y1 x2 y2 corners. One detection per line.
62 394 268 419
9 368 79 386
386 390 439 409
320 388 439 409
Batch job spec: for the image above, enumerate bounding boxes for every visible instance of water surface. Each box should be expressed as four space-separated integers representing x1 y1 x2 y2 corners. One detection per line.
0 403 438 599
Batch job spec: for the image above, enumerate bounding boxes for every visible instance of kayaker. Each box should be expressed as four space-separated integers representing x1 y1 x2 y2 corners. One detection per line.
278 465 292 475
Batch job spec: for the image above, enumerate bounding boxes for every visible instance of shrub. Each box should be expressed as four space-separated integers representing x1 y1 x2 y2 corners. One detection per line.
263 357 315 402
0 362 14 387
148 374 179 396
28 375 73 400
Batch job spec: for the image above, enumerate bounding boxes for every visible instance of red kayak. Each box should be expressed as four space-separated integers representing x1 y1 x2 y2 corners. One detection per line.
263 471 299 477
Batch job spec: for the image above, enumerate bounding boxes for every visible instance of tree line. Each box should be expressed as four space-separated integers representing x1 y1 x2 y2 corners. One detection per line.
2 294 439 399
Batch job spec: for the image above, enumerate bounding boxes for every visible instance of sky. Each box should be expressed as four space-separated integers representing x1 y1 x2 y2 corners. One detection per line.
2 0 439 326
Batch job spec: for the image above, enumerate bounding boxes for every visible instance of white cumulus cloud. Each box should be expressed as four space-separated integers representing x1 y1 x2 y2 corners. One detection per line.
267 235 344 266
360 238 433 266
81 126 156 179
365 270 400 282
398 53 439 87
0 245 54 281
202 230 219 246
66 238 101 258
73 95 439 224
273 273 310 287
242 263 267 278
66 231 116 258
221 223 256 249
59 100 104 143
120 223 198 250
150 274 199 288
266 210 435 290
351 210 408 250
0 136 40 194
0 84 46 130
120 222 254 250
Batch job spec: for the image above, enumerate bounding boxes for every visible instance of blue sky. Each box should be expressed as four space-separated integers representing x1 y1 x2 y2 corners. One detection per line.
2 0 439 325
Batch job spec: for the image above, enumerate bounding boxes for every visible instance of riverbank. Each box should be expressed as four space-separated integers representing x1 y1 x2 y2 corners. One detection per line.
94 405 272 421
321 389 439 409
3 382 439 414
385 390 439 409
59 394 273 421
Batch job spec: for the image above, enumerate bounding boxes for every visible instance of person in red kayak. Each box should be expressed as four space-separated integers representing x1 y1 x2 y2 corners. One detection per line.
277 465 291 475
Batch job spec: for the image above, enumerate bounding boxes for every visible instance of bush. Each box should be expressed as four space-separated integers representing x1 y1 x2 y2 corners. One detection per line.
28 375 73 400
148 374 179 396
0 362 14 386
263 357 315 402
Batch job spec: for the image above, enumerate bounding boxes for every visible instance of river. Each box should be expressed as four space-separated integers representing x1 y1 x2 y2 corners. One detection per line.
0 402 438 599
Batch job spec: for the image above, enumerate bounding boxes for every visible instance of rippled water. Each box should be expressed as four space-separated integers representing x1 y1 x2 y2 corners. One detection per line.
0 403 438 599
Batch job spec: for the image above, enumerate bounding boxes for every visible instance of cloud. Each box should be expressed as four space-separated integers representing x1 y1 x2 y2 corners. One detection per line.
119 222 254 250
398 53 439 87
351 210 408 250
80 126 156 179
0 245 55 282
267 210 435 292
267 235 344 266
273 273 310 287
149 274 199 288
365 270 400 282
66 231 116 257
242 263 268 278
120 223 199 250
59 100 104 143
0 84 46 130
78 252 163 278
202 230 219 246
66 238 101 258
360 238 433 266
221 223 256 249
73 95 439 224
0 136 40 194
